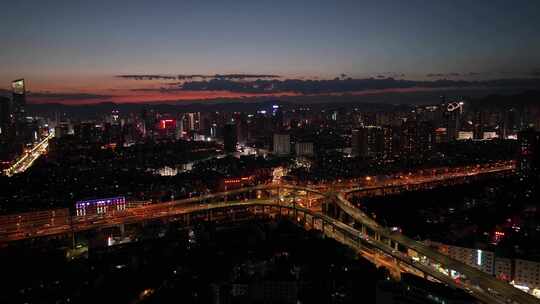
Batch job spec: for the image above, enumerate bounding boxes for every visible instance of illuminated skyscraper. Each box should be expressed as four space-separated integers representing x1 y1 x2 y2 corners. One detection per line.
443 101 464 142
11 79 26 122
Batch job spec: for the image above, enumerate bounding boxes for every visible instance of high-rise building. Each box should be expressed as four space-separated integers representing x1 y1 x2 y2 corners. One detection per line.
443 101 464 142
182 112 200 132
351 128 368 157
400 120 435 156
473 110 484 140
295 142 314 156
74 122 103 143
155 118 176 140
0 97 10 138
273 133 290 155
418 121 435 153
517 128 540 176
223 122 238 153
9 79 32 147
271 105 284 131
11 79 26 123
234 113 248 144
54 122 71 138
383 126 395 159
351 126 392 158
400 120 417 155
140 107 156 138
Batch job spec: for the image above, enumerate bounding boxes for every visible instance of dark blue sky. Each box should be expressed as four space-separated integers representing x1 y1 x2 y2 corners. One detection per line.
1 0 540 94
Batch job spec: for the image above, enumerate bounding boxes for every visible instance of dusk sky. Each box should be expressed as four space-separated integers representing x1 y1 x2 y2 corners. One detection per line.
1 0 540 104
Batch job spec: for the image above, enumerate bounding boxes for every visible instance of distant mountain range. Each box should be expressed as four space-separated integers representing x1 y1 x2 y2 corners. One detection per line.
24 90 540 120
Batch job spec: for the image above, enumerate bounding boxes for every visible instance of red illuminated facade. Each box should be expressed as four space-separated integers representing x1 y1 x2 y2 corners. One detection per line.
155 118 177 139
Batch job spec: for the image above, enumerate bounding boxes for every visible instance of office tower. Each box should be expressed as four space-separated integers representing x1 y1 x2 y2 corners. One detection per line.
418 121 435 153
104 122 122 144
74 122 102 143
352 126 389 158
271 105 284 131
400 120 435 156
223 122 237 153
382 126 394 159
54 122 71 139
155 118 176 140
175 118 183 140
107 109 120 125
182 112 200 132
400 120 418 155
443 101 464 142
295 142 314 156
351 128 369 157
517 128 540 176
140 108 156 138
11 79 26 123
473 110 484 140
273 133 290 155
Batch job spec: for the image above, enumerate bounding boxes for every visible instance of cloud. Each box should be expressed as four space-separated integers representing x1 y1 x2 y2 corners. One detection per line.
130 87 185 93
427 72 461 78
117 74 280 81
28 91 113 100
175 77 540 94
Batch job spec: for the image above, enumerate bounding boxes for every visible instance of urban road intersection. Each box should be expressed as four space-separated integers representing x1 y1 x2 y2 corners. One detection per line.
1 161 538 304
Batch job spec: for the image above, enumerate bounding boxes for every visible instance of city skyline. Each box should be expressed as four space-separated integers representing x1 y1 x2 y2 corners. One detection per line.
2 2 540 303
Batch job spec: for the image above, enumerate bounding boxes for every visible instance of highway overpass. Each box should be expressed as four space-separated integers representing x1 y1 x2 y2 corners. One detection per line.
1 162 537 303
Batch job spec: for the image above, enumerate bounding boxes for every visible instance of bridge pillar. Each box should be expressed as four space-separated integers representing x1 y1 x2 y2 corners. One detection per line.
119 224 125 235
338 209 346 223
361 225 367 236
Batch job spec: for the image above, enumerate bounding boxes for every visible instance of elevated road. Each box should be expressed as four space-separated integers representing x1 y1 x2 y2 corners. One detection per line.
3 132 54 177
0 161 537 303
333 192 537 304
